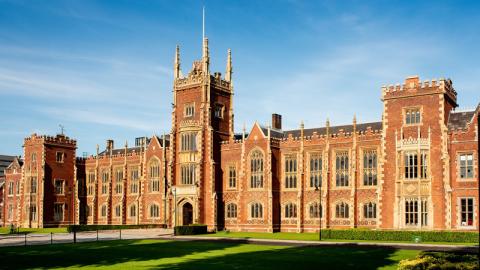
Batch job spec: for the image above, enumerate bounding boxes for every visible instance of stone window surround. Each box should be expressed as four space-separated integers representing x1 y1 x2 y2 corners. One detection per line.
248 201 264 220
226 163 237 190
306 151 324 191
225 202 238 219
456 151 476 181
184 102 195 118
333 149 351 189
403 106 423 126
248 148 265 190
283 153 298 190
360 147 379 187
457 197 476 229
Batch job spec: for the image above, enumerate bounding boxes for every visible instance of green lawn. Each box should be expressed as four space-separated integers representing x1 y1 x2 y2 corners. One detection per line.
202 231 479 246
0 239 420 270
0 227 68 234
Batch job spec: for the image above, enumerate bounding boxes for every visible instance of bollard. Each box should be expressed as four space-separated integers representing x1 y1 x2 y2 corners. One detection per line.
73 230 77 244
50 232 53 244
96 230 98 241
24 232 27 246
119 229 122 240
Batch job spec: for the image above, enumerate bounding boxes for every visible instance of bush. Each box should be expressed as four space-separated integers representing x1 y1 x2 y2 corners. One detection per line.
174 224 208 235
398 251 479 270
320 229 478 243
67 224 166 233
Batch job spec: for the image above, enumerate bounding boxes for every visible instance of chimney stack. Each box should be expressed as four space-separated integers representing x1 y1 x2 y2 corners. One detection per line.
106 139 114 152
272 113 282 130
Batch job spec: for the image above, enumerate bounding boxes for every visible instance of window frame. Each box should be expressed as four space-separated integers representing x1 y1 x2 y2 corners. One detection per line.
335 150 350 187
284 154 298 189
459 197 475 228
362 149 377 186
249 150 264 189
53 203 64 222
226 203 238 219
54 179 65 195
458 153 475 181
403 107 422 126
214 103 224 119
309 152 323 189
227 164 237 190
249 202 263 219
56 151 65 163
335 202 350 219
184 102 195 118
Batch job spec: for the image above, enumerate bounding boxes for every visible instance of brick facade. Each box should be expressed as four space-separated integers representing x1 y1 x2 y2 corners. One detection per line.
4 42 479 231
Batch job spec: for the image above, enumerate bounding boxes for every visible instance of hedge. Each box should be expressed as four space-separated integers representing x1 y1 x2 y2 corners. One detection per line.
319 229 478 243
398 252 479 270
174 224 208 235
67 224 166 233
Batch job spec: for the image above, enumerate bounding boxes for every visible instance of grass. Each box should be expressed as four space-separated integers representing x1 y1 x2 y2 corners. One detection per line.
0 227 68 234
0 239 420 269
202 231 479 246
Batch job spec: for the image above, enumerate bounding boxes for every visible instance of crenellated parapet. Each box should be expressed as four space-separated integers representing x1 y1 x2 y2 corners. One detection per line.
24 133 77 147
381 76 457 105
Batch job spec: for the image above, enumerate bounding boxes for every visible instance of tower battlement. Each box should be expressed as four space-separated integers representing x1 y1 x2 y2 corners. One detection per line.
24 133 77 146
381 76 457 103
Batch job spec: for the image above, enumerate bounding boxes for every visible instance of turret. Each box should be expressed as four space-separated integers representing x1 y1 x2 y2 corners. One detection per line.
225 49 232 82
174 45 181 79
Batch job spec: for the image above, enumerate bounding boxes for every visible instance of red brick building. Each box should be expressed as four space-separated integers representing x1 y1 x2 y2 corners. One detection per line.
4 40 479 231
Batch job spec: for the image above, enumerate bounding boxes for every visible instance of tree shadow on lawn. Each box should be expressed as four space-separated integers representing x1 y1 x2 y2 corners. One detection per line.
156 244 412 270
0 239 241 269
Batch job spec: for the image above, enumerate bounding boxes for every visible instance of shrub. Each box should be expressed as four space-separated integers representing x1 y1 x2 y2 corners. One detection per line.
174 224 208 235
320 229 478 243
67 224 166 233
398 252 479 270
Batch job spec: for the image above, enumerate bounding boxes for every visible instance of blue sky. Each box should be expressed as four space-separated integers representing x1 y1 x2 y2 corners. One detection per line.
0 0 479 156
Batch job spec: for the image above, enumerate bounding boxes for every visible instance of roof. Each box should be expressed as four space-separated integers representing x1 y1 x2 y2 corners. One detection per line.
0 155 16 178
448 109 476 130
283 122 383 138
99 147 142 156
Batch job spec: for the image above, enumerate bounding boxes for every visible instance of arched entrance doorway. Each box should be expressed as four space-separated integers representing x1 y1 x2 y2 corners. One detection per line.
182 202 193 225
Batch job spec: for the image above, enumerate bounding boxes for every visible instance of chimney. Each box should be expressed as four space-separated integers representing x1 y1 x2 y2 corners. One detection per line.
405 75 420 88
106 139 114 152
272 113 282 130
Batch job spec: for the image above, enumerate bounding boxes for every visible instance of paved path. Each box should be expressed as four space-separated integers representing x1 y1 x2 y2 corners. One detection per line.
1 229 478 253
0 229 173 247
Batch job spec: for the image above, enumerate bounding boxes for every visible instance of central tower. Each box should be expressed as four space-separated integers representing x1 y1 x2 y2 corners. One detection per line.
169 36 233 229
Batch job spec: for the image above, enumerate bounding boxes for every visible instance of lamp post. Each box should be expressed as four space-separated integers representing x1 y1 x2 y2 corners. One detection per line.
315 182 322 241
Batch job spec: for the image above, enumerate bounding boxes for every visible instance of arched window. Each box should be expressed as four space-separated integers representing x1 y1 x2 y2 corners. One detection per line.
250 202 263 219
115 205 121 217
284 203 297 218
250 150 264 188
150 204 160 218
335 202 349 219
363 202 376 219
130 204 136 217
101 205 107 217
335 151 349 186
309 202 322 218
226 203 237 218
284 155 297 188
149 159 160 192
87 205 92 217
